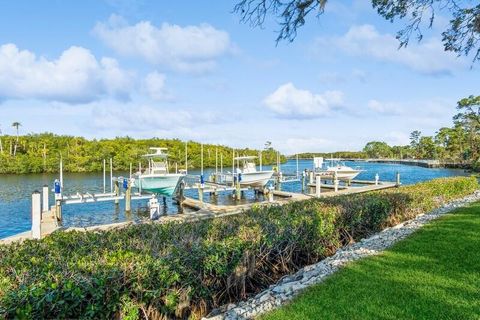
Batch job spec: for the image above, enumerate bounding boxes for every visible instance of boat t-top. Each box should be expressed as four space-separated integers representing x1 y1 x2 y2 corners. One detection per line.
223 156 274 188
131 147 185 197
314 157 362 181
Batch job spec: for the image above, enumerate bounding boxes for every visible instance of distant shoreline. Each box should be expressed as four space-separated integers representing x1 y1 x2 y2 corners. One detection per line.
287 157 475 171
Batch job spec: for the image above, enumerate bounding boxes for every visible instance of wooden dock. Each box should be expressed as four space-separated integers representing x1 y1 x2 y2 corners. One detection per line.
313 182 397 198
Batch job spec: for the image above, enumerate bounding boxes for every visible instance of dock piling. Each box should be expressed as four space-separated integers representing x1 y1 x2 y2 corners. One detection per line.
114 179 120 205
375 173 379 185
232 148 235 187
275 172 282 191
333 171 339 192
59 157 64 190
309 171 314 184
396 172 401 187
315 175 321 197
198 184 204 203
42 185 49 213
235 173 241 200
201 143 204 177
259 150 262 171
184 142 188 174
296 154 299 179
177 181 185 206
125 178 131 212
301 170 306 193
31 191 41 239
103 159 106 193
55 200 62 223
220 153 223 173
110 158 113 193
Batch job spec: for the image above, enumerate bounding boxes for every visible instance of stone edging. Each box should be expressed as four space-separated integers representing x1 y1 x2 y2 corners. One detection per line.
205 190 480 320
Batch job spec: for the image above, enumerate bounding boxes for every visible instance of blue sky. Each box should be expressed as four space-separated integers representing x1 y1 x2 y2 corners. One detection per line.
0 0 478 154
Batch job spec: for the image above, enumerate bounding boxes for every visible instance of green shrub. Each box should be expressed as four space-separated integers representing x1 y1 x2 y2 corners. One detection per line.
0 176 477 319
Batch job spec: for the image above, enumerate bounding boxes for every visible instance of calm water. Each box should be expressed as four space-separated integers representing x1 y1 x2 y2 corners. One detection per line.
0 160 468 239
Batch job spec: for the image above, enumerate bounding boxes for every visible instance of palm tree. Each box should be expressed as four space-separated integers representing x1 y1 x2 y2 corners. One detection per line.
12 122 21 156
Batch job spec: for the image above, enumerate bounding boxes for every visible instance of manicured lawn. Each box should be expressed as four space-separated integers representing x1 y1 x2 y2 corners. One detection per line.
261 202 480 320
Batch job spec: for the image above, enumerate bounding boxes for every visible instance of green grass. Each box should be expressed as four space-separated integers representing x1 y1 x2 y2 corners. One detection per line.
261 202 480 320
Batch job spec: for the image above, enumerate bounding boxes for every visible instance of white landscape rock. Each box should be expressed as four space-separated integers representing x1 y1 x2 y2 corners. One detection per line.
204 190 480 320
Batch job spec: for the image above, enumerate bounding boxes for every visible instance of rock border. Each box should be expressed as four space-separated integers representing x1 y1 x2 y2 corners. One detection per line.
205 190 480 320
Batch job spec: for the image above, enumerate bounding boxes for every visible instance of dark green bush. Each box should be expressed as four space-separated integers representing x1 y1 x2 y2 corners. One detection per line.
0 176 477 319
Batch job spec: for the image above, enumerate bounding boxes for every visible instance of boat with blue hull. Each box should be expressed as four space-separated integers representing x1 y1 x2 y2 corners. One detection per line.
132 148 184 197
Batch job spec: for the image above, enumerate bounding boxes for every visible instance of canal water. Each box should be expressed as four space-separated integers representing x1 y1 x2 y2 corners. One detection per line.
0 160 469 239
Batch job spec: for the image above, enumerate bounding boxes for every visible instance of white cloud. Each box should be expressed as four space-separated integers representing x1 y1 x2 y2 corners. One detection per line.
142 71 170 100
93 15 232 73
316 24 464 75
0 43 132 103
264 82 344 118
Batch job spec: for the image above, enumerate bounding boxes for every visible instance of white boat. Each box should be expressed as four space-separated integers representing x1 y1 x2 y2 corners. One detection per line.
221 156 274 188
132 148 184 197
315 157 362 181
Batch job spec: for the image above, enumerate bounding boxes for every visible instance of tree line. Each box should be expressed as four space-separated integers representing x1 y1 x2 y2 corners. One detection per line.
291 151 368 160
363 96 480 168
0 133 285 174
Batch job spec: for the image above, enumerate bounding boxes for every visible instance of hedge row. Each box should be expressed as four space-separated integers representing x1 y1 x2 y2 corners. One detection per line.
0 176 478 319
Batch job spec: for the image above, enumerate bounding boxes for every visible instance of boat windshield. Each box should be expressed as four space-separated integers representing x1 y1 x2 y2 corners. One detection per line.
242 161 257 173
149 160 168 174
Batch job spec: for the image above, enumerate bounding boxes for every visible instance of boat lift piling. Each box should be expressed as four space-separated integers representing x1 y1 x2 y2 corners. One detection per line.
215 148 218 180
231 148 235 187
110 158 113 193
198 174 205 204
275 172 282 191
235 173 241 200
198 143 205 202
125 178 132 212
296 154 299 179
59 156 64 190
259 150 262 171
103 159 106 193
220 153 223 173
114 179 120 205
333 171 339 192
184 142 188 174
42 185 49 213
200 143 204 181
301 170 306 193
315 175 321 197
